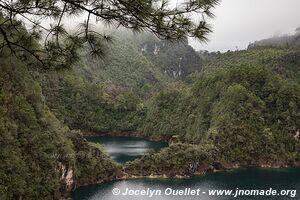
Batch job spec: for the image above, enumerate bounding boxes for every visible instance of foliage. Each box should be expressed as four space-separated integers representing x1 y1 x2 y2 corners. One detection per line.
200 48 300 83
248 28 300 49
34 31 200 132
0 56 119 199
124 143 214 176
36 68 147 132
0 0 219 68
142 65 300 164
0 57 72 199
1 6 300 197
76 31 174 98
136 32 203 78
69 132 120 186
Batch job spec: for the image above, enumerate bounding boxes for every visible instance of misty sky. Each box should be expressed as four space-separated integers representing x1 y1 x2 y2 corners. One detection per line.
58 0 300 52
189 0 300 52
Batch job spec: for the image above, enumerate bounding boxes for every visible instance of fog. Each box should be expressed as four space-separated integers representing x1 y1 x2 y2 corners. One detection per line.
188 0 300 52
59 0 300 52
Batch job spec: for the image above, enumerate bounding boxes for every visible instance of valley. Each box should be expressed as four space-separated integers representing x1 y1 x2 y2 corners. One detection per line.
1 19 300 200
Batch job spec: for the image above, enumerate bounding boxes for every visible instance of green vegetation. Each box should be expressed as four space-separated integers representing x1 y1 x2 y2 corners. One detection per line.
137 33 203 78
0 56 120 200
1 3 300 196
37 69 146 132
76 31 202 96
125 60 300 176
1 57 71 199
248 27 300 49
35 31 201 133
0 0 223 199
75 32 173 97
124 143 214 177
0 0 219 68
0 25 207 199
201 48 300 83
141 64 300 165
69 133 121 186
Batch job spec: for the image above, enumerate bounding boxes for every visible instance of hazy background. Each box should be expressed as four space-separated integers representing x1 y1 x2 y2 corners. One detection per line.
61 0 300 52
189 0 300 52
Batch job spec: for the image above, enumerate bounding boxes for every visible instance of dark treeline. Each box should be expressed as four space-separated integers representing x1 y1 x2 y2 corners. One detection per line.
249 27 300 49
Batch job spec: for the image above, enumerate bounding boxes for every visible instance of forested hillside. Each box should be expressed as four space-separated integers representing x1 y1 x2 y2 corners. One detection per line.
0 56 120 199
131 47 300 172
137 33 203 78
201 48 300 83
35 31 201 133
0 30 204 198
1 12 300 198
75 31 171 97
36 69 146 132
75 31 202 96
33 37 300 169
248 28 300 49
0 0 229 199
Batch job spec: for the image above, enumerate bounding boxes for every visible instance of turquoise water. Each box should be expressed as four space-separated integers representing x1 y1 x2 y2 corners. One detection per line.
72 168 300 200
74 136 300 200
85 135 168 163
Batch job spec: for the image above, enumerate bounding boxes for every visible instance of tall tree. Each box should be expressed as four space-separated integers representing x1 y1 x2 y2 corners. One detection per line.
0 0 219 68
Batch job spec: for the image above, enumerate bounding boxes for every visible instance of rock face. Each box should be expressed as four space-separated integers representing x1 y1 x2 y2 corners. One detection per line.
139 37 203 78
57 162 74 191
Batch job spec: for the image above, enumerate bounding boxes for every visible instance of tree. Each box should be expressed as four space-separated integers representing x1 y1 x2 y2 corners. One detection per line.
0 0 219 68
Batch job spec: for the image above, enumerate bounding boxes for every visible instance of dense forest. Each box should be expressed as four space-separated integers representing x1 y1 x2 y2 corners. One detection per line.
0 28 207 199
34 32 300 173
0 56 120 199
125 44 300 173
1 15 300 200
140 64 300 162
34 31 202 133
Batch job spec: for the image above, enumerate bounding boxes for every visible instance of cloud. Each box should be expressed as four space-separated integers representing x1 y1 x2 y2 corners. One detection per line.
188 0 300 52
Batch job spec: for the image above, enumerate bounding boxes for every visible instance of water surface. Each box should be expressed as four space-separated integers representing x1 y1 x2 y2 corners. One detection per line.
85 135 168 163
72 168 300 200
78 136 300 200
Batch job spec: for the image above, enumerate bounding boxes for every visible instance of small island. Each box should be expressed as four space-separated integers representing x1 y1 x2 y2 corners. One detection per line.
1 0 300 200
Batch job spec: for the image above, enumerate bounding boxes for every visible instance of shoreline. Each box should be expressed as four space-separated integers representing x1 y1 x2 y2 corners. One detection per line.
71 165 300 191
80 130 172 143
67 130 300 199
118 162 300 181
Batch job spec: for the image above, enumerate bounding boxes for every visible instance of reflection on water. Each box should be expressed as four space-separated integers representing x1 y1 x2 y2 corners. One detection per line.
72 168 300 200
85 135 168 163
79 136 300 200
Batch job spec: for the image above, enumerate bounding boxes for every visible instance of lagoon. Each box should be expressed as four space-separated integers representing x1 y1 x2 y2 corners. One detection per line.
85 135 168 163
72 168 300 200
74 136 300 200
